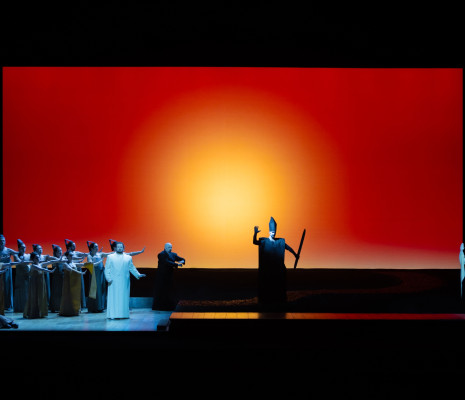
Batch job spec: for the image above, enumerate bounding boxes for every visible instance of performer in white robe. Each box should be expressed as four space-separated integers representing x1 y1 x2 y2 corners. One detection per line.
104 242 145 319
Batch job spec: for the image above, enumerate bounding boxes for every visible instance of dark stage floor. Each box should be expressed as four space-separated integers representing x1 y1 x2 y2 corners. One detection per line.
3 267 464 399
137 267 463 313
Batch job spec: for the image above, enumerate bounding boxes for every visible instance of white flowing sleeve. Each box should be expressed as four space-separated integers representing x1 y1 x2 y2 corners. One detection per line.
128 257 142 279
104 255 113 282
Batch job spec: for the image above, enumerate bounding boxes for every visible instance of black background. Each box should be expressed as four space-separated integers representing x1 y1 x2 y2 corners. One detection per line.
2 4 464 399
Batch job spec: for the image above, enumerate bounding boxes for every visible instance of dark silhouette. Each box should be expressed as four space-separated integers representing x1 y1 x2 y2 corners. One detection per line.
253 217 298 310
0 234 19 311
153 243 185 311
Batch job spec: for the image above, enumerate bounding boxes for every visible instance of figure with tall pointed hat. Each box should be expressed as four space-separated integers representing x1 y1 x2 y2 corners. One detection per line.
31 243 61 309
12 239 31 312
1 258 33 316
85 241 109 313
64 239 89 309
253 217 299 309
59 250 87 316
23 252 61 319
48 244 67 313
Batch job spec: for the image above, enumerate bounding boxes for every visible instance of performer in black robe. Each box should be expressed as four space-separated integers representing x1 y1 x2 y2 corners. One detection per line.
64 239 88 309
49 245 65 313
32 243 60 309
253 217 298 310
152 243 185 311
0 234 19 311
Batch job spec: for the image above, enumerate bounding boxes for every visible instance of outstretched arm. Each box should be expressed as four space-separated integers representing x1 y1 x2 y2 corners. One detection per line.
174 254 185 266
98 251 112 259
127 247 145 256
31 263 55 273
7 248 19 256
0 262 12 271
158 252 179 268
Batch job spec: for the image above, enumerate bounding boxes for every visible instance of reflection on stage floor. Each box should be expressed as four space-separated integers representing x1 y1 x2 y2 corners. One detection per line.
3 308 171 331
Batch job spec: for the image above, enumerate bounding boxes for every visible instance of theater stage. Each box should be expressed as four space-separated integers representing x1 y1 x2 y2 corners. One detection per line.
3 308 172 331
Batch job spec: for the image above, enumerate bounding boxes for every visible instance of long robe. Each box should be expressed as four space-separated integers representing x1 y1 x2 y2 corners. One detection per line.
153 251 185 311
1 248 15 311
255 237 288 306
49 262 65 313
37 255 51 307
104 253 142 319
86 254 107 313
23 268 48 319
13 254 31 313
0 270 4 315
59 266 82 316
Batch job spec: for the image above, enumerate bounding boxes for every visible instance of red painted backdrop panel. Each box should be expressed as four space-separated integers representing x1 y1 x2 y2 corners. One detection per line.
2 67 462 268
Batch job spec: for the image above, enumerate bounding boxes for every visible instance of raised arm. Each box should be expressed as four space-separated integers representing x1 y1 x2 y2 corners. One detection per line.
253 226 261 245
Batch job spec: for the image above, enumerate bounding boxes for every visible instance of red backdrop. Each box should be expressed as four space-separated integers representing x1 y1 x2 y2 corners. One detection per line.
2 67 463 268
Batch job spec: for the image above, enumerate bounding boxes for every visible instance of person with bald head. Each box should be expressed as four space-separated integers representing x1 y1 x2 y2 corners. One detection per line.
152 243 185 311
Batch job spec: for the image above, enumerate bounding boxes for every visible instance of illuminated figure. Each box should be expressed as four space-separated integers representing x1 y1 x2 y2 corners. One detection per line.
59 251 87 317
253 217 299 309
32 243 60 308
86 241 108 313
104 241 146 319
1 259 28 327
0 234 19 312
23 252 60 319
13 239 31 313
152 243 185 311
49 245 66 313
460 243 464 301
64 239 88 308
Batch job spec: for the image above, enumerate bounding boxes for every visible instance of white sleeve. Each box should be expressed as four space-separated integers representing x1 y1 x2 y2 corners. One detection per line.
128 257 142 279
104 256 113 282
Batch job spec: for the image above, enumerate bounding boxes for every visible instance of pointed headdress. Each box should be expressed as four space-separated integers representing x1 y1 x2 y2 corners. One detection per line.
269 216 277 232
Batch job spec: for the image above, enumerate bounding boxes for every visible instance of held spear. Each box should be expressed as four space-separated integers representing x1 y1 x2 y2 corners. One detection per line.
294 229 306 269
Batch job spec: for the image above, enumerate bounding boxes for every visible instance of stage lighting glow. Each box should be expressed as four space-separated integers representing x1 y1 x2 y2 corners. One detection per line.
2 67 462 269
